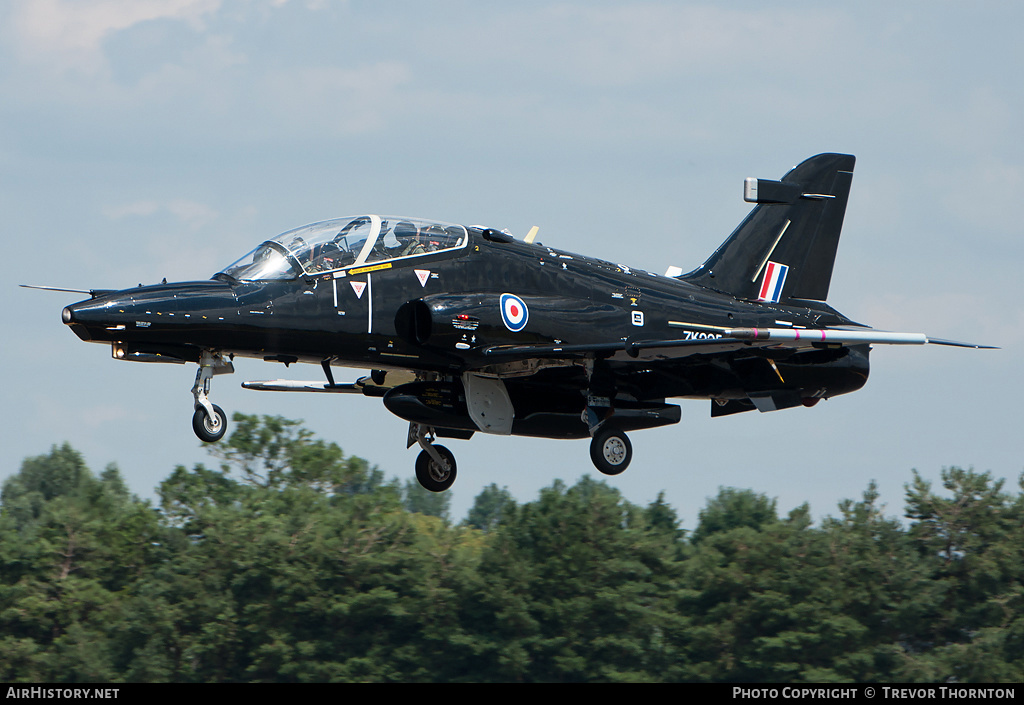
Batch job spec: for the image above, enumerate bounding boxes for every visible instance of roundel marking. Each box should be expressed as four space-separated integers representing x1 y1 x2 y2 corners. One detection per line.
500 293 529 332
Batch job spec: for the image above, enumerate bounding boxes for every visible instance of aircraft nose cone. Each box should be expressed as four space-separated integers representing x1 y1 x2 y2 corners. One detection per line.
62 296 123 341
63 299 103 324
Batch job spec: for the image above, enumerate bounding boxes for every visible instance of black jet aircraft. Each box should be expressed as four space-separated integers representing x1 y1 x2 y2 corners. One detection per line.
43 154 991 492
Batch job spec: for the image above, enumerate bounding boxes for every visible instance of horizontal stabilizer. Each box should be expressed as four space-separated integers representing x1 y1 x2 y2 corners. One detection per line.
481 327 994 364
925 337 998 349
727 327 996 349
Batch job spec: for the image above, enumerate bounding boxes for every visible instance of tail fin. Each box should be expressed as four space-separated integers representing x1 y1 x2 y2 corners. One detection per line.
681 153 855 303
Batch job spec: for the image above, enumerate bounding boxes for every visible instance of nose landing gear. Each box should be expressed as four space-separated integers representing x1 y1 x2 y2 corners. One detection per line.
191 350 233 442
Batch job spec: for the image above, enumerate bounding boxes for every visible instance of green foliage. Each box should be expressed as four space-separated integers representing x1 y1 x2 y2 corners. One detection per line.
690 487 778 544
2 442 93 528
643 490 684 543
463 483 516 533
0 445 167 682
470 477 687 681
209 413 389 496
3 430 1022 683
402 479 451 520
899 468 1024 680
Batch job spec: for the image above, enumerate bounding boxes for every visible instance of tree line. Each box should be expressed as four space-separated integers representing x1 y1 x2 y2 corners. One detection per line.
1 414 1021 682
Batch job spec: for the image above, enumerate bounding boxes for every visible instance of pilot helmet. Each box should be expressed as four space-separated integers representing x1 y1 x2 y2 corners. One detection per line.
395 221 419 238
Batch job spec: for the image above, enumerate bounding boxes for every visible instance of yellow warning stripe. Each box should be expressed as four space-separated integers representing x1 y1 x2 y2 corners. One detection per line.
349 262 392 275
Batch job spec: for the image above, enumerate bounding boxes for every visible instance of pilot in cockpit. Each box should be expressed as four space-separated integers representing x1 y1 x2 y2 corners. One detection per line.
419 224 450 253
311 220 367 271
396 221 426 257
287 236 309 267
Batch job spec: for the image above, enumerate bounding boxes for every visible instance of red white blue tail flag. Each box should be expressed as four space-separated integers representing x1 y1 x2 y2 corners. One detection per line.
757 261 789 303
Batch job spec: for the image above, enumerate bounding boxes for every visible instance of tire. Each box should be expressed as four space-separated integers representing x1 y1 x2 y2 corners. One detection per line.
192 404 227 443
415 445 457 492
590 426 632 475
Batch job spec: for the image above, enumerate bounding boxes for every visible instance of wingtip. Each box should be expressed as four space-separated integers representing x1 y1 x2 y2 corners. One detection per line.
926 337 999 350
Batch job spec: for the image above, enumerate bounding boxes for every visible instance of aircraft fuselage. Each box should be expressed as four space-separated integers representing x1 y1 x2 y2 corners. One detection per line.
65 227 870 439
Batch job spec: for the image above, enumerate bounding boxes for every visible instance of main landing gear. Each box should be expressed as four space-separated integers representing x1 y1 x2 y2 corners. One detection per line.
409 423 457 492
191 350 233 443
589 425 633 476
404 422 633 492
584 387 634 476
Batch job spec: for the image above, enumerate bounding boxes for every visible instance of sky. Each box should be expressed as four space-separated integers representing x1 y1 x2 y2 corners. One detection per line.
2 0 1021 529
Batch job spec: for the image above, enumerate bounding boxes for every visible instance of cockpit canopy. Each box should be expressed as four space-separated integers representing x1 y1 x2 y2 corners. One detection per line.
219 215 469 282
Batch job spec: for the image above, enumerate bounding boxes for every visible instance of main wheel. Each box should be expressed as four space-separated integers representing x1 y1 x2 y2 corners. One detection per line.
192 404 227 443
415 445 457 492
590 426 632 475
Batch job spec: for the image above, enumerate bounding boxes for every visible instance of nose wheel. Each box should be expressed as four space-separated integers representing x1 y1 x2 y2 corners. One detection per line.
191 350 233 443
193 404 227 443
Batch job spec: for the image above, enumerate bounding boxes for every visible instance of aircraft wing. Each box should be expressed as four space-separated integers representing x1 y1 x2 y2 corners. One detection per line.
243 371 413 396
481 327 995 364
242 380 367 393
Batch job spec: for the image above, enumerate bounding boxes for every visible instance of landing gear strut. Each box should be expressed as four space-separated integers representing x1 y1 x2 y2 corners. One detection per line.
191 350 232 443
409 423 457 492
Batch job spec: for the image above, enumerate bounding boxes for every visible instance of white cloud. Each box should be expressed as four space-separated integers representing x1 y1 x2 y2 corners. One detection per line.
10 0 222 72
103 200 161 218
104 199 218 229
260 62 413 135
457 5 845 87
